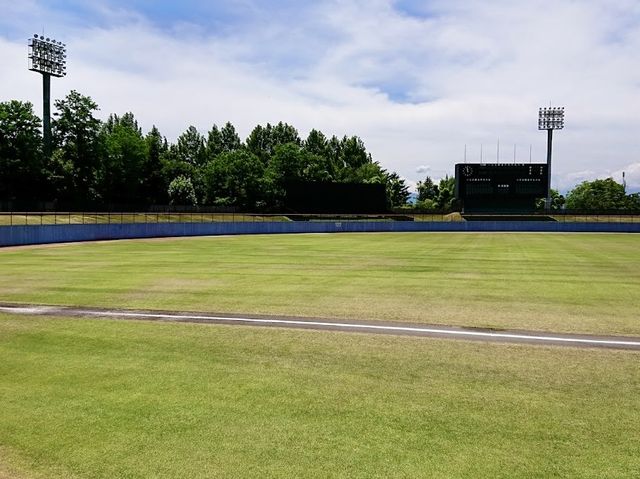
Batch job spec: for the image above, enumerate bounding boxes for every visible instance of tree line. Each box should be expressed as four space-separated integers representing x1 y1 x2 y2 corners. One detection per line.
0 91 410 210
2 91 638 212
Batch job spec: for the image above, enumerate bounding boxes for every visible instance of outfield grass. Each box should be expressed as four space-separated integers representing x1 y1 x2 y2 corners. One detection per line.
1 233 639 335
1 314 639 478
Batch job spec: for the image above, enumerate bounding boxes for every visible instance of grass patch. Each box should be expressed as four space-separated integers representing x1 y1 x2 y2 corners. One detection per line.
1 233 639 335
1 314 639 478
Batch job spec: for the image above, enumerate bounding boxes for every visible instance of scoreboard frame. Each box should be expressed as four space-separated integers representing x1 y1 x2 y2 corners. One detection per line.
455 163 549 213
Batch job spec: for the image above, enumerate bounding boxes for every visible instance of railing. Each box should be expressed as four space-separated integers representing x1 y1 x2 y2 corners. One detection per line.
1 211 640 225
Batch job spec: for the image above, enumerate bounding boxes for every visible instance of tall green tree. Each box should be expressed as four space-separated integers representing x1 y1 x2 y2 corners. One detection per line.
416 176 438 202
220 122 242 152
205 125 224 160
436 176 456 210
272 122 301 146
144 126 168 203
99 113 148 204
203 150 264 208
304 129 329 157
176 126 206 166
627 193 640 210
264 143 307 204
385 172 410 208
415 176 440 210
205 122 242 161
246 122 300 165
565 178 628 210
340 136 370 170
51 90 103 202
0 100 43 202
246 124 273 164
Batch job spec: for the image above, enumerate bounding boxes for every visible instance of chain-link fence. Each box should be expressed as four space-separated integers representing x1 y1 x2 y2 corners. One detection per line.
2 211 640 225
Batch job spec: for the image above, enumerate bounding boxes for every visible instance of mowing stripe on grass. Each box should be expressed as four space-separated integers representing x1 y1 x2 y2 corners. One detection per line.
2 304 640 350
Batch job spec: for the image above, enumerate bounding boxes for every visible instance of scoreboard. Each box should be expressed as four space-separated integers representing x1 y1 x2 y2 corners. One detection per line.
454 163 548 213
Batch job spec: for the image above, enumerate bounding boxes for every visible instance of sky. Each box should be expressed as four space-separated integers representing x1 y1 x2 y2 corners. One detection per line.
1 0 639 193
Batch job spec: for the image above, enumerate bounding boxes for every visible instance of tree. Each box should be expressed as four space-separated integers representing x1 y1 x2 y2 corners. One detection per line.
246 122 300 165
304 129 328 157
246 124 273 164
350 162 386 184
416 176 438 202
415 176 440 210
565 178 628 210
340 136 370 171
535 189 565 211
385 172 410 207
271 122 300 146
144 126 168 203
301 152 333 182
203 150 264 208
205 125 224 160
168 175 197 206
220 122 242 152
0 100 43 202
436 176 456 210
206 122 242 160
627 193 640 210
99 113 148 204
175 126 206 166
51 90 103 203
266 142 305 184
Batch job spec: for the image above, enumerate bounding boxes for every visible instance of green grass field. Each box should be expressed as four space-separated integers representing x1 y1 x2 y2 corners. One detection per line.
1 233 639 335
1 315 639 478
2 233 640 477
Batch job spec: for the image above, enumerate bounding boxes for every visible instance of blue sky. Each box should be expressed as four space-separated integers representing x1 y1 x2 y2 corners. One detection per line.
1 0 640 191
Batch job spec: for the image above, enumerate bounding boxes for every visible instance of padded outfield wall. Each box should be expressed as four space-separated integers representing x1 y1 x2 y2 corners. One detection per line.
1 221 639 247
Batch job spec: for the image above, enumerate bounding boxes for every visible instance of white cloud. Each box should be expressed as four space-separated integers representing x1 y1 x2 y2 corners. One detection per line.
1 0 639 193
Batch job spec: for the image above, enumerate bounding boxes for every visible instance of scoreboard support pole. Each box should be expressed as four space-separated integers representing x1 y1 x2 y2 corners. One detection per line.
546 129 553 210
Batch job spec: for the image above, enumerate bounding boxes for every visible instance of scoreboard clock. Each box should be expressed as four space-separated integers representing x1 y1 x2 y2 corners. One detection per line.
461 165 474 177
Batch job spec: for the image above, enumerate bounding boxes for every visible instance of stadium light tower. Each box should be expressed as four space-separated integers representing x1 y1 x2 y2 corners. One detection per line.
538 106 564 210
28 34 67 157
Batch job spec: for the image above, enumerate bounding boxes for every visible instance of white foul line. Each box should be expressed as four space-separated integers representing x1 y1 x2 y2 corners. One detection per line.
87 310 640 348
2 306 640 348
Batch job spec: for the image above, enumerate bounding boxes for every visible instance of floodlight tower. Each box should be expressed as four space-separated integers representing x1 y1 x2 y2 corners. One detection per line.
538 106 564 210
28 34 67 157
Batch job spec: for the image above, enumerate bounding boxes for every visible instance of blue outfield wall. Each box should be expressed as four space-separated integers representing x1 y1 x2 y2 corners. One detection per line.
1 221 639 247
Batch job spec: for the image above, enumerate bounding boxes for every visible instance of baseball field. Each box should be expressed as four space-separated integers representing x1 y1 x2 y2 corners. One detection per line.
1 232 639 478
